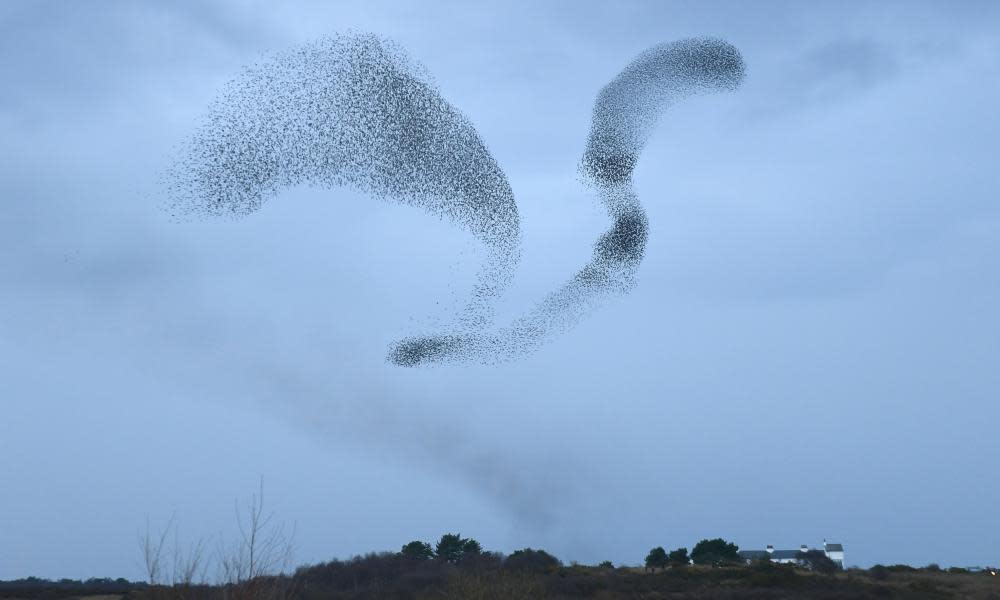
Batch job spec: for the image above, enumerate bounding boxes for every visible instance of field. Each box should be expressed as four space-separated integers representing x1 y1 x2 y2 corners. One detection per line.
4 562 999 600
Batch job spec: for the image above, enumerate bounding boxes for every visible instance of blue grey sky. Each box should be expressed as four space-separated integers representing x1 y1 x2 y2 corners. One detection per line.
2 0 998 578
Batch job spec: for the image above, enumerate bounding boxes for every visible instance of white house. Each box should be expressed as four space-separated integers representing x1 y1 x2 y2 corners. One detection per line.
738 540 844 569
823 541 844 567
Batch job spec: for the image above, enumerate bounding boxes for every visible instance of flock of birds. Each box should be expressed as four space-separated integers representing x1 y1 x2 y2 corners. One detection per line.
164 33 745 366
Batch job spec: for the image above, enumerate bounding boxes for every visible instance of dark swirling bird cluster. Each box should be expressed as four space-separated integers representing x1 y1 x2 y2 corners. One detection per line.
164 33 520 332
165 33 745 367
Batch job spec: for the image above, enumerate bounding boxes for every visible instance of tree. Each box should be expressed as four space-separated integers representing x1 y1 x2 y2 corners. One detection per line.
797 550 839 574
218 478 295 585
171 528 208 586
435 533 478 564
458 549 503 572
668 547 690 567
462 538 483 557
138 514 174 584
598 561 614 569
137 515 207 588
644 547 668 571
137 479 289 598
504 548 561 571
690 538 740 566
400 541 434 561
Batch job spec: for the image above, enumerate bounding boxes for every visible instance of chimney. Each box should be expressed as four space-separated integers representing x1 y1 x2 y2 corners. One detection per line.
800 544 809 553
766 545 774 554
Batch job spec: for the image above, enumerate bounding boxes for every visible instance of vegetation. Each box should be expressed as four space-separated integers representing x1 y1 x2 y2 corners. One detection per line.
399 540 434 561
6 486 998 600
6 561 1000 600
644 546 668 571
433 533 476 564
797 549 840 575
668 547 690 567
690 538 741 566
504 548 562 572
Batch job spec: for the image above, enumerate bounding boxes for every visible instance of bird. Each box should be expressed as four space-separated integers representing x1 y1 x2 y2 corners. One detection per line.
165 33 745 367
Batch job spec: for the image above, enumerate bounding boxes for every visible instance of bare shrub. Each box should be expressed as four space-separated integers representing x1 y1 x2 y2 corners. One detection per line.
216 479 295 600
139 514 175 585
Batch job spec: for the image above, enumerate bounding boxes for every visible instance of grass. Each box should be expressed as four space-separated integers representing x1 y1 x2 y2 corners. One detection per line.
5 562 999 600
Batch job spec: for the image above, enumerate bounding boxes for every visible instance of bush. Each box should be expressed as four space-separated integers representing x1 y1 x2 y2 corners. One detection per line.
295 552 449 599
908 578 944 594
797 550 839 574
885 564 917 573
432 570 542 599
504 548 561 572
458 551 503 572
748 560 799 587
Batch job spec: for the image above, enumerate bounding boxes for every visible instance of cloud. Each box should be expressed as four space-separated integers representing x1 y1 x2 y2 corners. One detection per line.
739 37 900 121
802 39 899 94
0 1 274 124
247 358 593 531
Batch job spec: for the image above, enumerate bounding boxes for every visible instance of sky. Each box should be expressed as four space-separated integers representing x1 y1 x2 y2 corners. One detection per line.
2 0 999 579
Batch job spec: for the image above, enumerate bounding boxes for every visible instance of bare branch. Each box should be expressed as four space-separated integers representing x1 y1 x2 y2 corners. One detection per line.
219 477 295 588
137 513 175 585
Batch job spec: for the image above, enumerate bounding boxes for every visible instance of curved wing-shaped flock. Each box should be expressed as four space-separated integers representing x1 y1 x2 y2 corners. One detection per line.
164 33 745 367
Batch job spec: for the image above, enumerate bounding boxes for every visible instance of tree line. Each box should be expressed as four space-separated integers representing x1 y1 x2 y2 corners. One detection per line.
643 538 840 574
643 538 739 571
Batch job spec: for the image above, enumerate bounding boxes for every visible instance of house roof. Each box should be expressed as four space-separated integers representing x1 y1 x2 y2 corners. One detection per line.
740 544 845 560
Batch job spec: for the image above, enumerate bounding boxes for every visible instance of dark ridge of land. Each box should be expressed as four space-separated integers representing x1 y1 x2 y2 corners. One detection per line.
3 561 999 600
